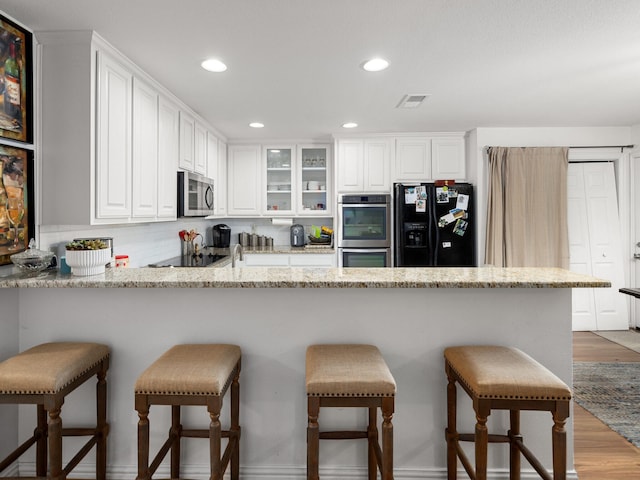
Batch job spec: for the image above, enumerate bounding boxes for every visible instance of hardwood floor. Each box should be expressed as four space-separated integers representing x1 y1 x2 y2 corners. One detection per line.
573 331 640 479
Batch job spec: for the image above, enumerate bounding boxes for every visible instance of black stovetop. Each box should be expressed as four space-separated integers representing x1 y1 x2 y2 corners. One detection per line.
148 252 228 268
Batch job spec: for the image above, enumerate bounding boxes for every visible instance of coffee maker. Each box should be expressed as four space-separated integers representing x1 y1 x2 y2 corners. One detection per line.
290 224 305 247
212 224 231 248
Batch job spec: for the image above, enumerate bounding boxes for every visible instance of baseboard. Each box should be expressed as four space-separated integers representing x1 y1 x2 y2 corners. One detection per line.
18 462 580 479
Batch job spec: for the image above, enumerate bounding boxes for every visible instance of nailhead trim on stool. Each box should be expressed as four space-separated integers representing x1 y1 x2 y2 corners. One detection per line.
134 344 241 480
444 345 572 480
0 342 110 480
306 344 396 480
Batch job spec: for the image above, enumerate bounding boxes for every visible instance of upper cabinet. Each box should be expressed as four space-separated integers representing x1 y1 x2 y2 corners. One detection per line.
95 51 132 219
227 145 262 215
394 135 466 182
38 31 224 225
298 144 331 215
336 138 391 192
264 146 294 215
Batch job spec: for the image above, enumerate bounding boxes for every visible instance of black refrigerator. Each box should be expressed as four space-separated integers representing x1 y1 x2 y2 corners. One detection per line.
394 182 475 267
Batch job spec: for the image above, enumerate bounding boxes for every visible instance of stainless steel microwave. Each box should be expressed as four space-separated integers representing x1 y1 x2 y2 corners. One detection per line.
177 171 214 217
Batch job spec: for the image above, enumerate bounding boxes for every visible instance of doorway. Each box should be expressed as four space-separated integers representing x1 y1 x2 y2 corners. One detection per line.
568 162 628 330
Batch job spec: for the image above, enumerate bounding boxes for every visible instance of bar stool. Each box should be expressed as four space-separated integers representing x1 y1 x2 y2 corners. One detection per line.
444 345 572 480
306 344 396 480
134 344 241 480
0 342 110 480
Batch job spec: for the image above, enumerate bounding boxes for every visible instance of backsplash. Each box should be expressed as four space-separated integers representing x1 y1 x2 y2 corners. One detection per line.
33 217 333 268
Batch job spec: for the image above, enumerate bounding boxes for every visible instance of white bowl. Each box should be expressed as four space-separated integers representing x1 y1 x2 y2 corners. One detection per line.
65 248 111 276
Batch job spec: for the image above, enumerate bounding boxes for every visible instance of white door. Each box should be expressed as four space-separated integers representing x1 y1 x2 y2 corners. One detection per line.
633 153 640 328
568 162 628 330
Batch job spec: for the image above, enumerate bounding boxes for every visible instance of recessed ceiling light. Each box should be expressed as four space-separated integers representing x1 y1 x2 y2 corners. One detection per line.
362 58 389 72
342 122 358 129
201 58 227 72
249 122 264 128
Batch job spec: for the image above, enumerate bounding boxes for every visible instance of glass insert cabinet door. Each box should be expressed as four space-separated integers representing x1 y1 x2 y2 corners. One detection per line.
265 147 293 213
298 146 329 214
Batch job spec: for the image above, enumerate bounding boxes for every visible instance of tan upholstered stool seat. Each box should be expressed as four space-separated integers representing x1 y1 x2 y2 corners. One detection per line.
135 344 241 395
444 345 571 480
0 342 110 480
444 346 571 401
306 344 396 397
306 344 396 480
135 344 241 480
0 342 110 394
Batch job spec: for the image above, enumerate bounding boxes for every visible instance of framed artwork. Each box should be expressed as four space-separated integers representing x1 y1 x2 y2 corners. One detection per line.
0 14 32 143
0 144 34 265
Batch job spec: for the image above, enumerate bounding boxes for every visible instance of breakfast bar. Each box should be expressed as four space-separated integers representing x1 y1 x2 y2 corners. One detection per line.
0 267 608 480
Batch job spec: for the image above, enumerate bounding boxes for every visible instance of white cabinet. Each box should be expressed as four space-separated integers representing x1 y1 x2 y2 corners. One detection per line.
264 146 294 214
337 140 364 191
39 31 182 225
394 137 432 181
179 111 195 172
157 97 179 219
431 137 466 180
363 139 391 191
131 77 158 218
216 140 228 216
337 138 391 192
227 145 261 215
243 253 336 267
394 135 466 182
194 122 207 175
96 50 132 219
298 144 332 215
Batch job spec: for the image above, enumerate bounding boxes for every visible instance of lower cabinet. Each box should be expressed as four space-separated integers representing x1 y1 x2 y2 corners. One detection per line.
243 253 336 267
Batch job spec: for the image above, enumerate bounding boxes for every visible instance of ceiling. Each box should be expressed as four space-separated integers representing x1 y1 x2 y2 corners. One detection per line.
1 0 640 142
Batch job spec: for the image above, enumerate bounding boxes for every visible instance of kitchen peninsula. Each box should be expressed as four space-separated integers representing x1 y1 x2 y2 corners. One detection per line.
0 267 607 480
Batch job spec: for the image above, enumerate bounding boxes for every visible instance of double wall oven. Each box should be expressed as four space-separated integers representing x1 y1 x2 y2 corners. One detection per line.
337 193 392 267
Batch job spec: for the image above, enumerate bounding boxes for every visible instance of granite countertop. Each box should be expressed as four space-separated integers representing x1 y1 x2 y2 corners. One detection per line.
0 266 610 289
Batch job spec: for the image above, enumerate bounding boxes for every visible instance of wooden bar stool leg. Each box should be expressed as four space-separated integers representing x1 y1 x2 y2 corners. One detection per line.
209 399 222 480
446 373 458 480
474 403 490 480
307 396 320 480
509 410 521 480
48 406 64 480
231 370 240 480
552 404 569 480
96 367 108 480
136 402 150 480
36 404 47 477
170 406 181 479
367 407 378 480
381 397 394 480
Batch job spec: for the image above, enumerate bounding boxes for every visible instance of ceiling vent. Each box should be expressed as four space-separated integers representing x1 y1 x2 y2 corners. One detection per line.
396 94 430 109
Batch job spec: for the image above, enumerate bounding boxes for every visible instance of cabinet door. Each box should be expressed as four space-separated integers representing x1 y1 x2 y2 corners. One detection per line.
227 145 261 215
299 145 331 214
194 122 207 175
132 77 158 218
431 137 466 180
96 51 132 219
395 137 431 181
179 111 195 171
157 96 179 219
265 146 294 214
337 140 364 192
216 140 227 216
364 139 391 192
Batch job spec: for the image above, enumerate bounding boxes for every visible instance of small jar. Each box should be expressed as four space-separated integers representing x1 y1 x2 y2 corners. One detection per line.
115 255 129 268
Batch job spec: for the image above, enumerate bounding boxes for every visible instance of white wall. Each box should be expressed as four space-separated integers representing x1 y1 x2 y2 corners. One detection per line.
469 126 633 265
0 289 19 473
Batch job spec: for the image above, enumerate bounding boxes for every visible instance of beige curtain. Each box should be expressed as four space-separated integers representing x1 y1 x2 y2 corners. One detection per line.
485 147 569 268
